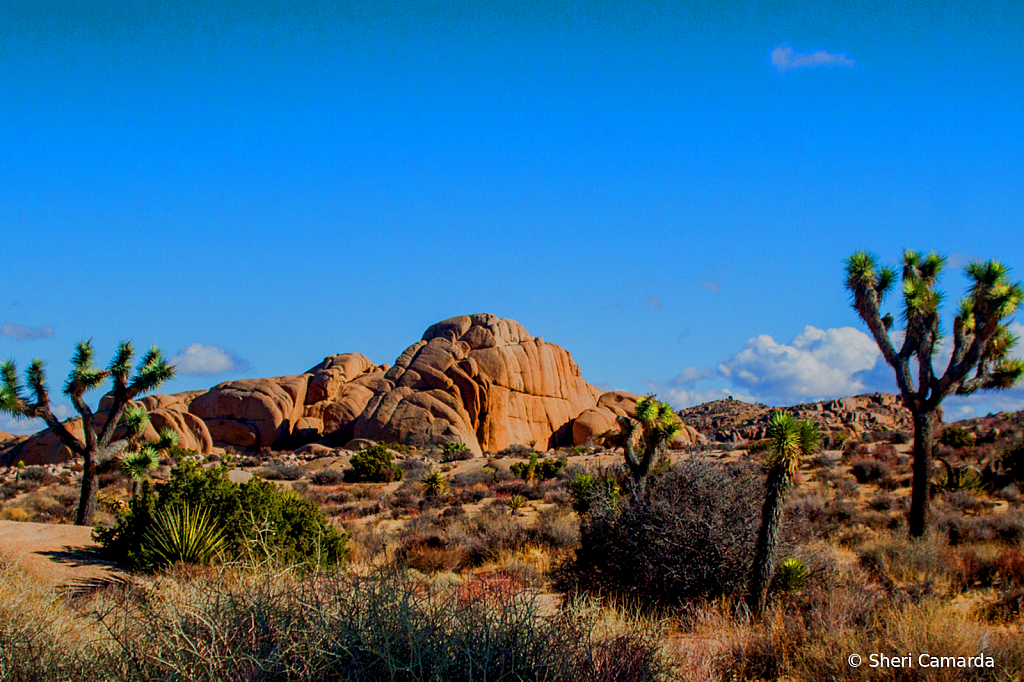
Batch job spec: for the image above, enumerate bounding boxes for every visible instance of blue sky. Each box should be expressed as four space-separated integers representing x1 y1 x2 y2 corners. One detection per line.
2 1 1023 434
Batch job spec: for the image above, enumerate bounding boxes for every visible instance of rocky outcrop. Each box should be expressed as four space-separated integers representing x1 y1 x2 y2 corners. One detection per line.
2 315 717 462
679 393 913 443
572 391 706 449
353 314 605 453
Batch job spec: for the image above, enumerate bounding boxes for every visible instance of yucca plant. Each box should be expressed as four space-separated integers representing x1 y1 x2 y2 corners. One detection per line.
603 395 682 498
508 494 528 516
747 412 820 616
771 557 808 595
142 503 225 570
420 469 448 497
845 251 1023 537
0 340 175 525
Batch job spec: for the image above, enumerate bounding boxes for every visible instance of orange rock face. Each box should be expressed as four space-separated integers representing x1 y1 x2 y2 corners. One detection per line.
0 315 711 462
353 314 604 453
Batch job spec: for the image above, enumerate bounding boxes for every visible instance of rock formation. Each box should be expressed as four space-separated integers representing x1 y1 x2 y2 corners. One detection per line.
2 315 713 463
679 393 914 443
353 314 605 453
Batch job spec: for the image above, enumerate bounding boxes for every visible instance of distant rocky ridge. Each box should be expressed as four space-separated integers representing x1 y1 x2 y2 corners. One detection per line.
1 314 704 465
679 393 914 443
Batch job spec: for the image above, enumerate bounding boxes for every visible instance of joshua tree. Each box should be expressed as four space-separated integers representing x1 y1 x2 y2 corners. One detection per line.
747 411 820 616
845 251 1022 537
0 340 175 525
603 395 682 498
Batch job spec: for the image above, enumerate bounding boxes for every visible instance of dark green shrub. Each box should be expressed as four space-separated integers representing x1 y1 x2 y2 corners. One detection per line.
345 444 404 483
440 441 473 462
510 457 565 481
94 459 347 571
559 459 760 606
940 426 977 449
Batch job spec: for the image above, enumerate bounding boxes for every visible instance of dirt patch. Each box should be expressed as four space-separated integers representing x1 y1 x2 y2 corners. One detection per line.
0 520 124 590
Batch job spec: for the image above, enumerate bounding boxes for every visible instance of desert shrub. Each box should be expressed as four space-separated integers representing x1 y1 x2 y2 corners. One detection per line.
92 567 667 682
560 459 760 606
495 480 543 500
440 441 473 462
310 468 346 486
259 463 305 481
940 425 977 449
746 439 771 455
497 443 537 458
999 442 1024 483
510 457 565 481
95 459 347 571
770 557 808 595
941 489 992 514
346 444 404 483
850 458 891 484
570 472 621 515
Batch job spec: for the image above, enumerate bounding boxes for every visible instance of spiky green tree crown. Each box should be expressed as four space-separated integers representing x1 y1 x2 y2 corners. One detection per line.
845 250 1022 406
635 395 683 443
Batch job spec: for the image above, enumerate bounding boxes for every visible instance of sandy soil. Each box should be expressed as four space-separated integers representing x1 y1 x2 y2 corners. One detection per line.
0 520 124 590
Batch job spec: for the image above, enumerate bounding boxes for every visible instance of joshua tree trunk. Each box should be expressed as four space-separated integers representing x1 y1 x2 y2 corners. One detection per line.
76 452 99 526
748 466 788 616
908 410 934 538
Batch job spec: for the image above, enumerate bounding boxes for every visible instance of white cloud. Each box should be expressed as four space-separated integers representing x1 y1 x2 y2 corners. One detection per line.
718 325 882 403
169 343 250 376
659 386 760 410
669 367 714 386
2 321 54 341
771 44 854 72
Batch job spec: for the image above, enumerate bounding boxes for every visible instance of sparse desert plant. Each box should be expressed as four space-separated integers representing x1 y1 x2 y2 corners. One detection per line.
508 494 528 515
601 395 681 498
259 462 306 481
310 468 346 486
770 557 808 595
936 458 984 492
570 472 620 515
420 469 448 497
1 340 174 525
747 412 820 616
562 458 760 606
845 250 1023 537
345 443 404 483
746 439 771 455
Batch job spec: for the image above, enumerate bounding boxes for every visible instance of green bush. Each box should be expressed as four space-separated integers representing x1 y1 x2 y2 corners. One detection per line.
345 443 404 483
940 426 977 449
440 441 472 462
94 459 347 571
510 457 565 481
771 557 808 595
570 472 621 515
